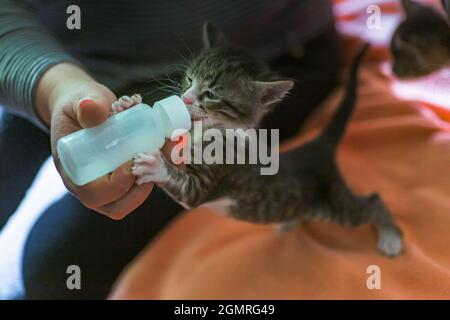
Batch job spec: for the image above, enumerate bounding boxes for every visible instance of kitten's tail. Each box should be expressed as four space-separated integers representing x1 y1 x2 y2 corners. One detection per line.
317 43 369 152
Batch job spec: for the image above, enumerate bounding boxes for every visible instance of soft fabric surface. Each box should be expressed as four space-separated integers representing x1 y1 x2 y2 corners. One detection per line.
109 1 450 299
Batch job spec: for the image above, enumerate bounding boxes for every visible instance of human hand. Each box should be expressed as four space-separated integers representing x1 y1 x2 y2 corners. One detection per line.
36 63 154 219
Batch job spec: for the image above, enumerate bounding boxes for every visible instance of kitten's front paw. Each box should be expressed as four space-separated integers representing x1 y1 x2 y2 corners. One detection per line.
112 94 142 114
132 150 169 185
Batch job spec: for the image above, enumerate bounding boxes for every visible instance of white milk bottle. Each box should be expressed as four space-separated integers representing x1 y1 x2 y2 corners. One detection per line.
57 95 191 186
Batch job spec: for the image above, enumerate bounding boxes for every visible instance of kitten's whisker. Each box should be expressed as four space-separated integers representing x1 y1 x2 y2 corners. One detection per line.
148 78 177 88
142 87 164 98
160 88 180 95
157 72 182 92
145 73 180 86
143 78 171 90
168 64 190 72
189 106 203 112
153 83 179 93
164 77 182 90
142 86 179 98
143 75 182 96
180 38 196 62
161 68 183 90
173 48 192 66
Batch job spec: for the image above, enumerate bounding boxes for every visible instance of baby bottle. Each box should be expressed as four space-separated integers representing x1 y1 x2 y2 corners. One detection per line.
57 95 191 186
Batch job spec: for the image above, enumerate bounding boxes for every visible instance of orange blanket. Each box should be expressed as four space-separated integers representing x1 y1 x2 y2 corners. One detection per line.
109 62 450 299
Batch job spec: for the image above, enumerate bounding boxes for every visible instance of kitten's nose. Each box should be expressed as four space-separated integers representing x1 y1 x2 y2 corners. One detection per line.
182 94 194 105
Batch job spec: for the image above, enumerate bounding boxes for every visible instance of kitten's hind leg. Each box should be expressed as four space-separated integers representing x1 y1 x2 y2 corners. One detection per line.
329 185 403 257
368 193 403 258
112 94 142 114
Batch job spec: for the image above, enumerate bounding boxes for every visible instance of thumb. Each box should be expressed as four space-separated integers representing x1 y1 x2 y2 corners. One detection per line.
75 94 113 128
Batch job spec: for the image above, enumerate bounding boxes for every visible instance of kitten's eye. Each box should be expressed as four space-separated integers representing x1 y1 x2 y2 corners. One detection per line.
205 90 217 100
186 76 192 85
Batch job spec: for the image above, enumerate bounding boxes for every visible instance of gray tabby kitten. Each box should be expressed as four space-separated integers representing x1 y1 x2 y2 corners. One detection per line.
391 0 450 78
115 22 403 257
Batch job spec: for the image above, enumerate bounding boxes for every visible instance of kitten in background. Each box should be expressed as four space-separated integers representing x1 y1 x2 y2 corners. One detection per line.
391 0 450 78
114 22 403 257
442 0 450 18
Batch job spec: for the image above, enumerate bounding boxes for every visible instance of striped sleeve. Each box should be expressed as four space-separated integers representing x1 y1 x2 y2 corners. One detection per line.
0 0 79 130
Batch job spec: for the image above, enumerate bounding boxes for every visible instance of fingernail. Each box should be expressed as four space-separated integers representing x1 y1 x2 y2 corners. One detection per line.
79 99 94 108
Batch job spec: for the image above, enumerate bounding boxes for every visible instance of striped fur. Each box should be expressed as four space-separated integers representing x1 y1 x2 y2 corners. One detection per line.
135 23 403 257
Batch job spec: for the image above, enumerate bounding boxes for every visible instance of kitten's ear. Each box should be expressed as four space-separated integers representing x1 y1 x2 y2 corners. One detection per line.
401 0 423 16
202 21 227 49
254 80 294 107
